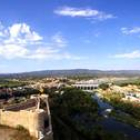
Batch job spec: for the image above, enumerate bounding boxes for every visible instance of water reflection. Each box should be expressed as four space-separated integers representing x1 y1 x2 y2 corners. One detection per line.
92 93 140 140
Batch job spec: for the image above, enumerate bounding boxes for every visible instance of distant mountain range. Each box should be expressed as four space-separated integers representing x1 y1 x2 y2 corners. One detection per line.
1 69 140 78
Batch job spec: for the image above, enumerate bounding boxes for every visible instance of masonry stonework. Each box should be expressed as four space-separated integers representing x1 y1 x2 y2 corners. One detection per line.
0 94 53 140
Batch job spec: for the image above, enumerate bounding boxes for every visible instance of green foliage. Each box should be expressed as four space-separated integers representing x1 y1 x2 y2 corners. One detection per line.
50 88 100 140
12 88 39 98
0 79 27 88
16 125 26 131
0 88 39 100
0 92 11 99
50 88 127 140
68 75 96 80
51 88 99 119
43 87 58 96
114 79 140 87
111 100 140 119
11 128 36 140
99 83 109 90
110 110 140 129
103 93 140 120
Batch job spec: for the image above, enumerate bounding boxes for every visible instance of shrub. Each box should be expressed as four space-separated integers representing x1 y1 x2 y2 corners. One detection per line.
99 83 109 90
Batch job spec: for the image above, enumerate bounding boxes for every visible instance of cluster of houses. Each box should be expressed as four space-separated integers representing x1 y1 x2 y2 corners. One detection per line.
110 85 140 103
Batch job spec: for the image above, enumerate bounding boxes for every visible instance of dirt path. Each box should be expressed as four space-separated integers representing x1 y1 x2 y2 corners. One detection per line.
0 128 16 140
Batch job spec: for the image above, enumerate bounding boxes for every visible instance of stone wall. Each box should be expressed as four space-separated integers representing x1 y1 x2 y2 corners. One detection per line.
0 109 42 138
0 94 53 140
0 109 52 139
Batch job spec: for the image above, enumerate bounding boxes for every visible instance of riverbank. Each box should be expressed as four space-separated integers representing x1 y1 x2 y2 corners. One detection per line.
92 93 140 140
100 92 140 129
110 110 140 129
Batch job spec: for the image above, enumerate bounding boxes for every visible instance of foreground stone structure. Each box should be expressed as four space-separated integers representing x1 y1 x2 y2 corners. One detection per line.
0 94 53 140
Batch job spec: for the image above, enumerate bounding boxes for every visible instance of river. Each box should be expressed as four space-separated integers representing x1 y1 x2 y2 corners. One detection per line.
92 93 140 140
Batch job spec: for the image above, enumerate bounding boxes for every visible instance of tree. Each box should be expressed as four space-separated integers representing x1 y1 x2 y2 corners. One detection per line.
99 83 109 90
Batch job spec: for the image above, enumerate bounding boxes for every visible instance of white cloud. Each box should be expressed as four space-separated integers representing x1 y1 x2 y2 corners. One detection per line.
51 33 67 47
0 22 82 60
54 7 115 21
113 50 140 59
0 44 29 59
121 27 140 35
8 23 43 41
26 47 59 59
0 32 4 37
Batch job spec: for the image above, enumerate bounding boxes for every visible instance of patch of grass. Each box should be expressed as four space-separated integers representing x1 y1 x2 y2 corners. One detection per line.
110 110 140 129
11 127 37 140
16 125 26 131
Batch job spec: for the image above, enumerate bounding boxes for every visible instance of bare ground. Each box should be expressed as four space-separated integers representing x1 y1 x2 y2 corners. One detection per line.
0 127 37 140
0 128 16 140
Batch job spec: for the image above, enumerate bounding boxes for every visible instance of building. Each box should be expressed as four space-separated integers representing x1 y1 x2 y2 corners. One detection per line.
73 80 99 90
0 94 53 140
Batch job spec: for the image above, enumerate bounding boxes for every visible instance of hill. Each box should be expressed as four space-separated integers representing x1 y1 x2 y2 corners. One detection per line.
1 69 140 79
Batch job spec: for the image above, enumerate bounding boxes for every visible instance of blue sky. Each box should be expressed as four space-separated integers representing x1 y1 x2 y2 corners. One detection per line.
0 0 140 73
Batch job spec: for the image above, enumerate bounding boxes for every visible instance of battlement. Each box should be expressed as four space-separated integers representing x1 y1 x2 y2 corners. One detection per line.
4 98 38 111
0 94 53 140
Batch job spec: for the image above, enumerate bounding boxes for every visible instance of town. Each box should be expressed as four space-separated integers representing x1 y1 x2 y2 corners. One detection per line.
1 76 140 140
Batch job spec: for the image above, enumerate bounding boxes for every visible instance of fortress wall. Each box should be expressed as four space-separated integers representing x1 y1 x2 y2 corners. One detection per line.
28 111 40 138
29 110 47 138
28 110 50 138
0 110 25 128
0 109 42 138
0 95 53 140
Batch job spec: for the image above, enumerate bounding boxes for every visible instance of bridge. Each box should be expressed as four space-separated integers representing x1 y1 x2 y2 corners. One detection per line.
73 81 99 90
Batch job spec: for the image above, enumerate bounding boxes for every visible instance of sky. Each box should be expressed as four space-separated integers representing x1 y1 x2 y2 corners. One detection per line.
0 0 140 73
